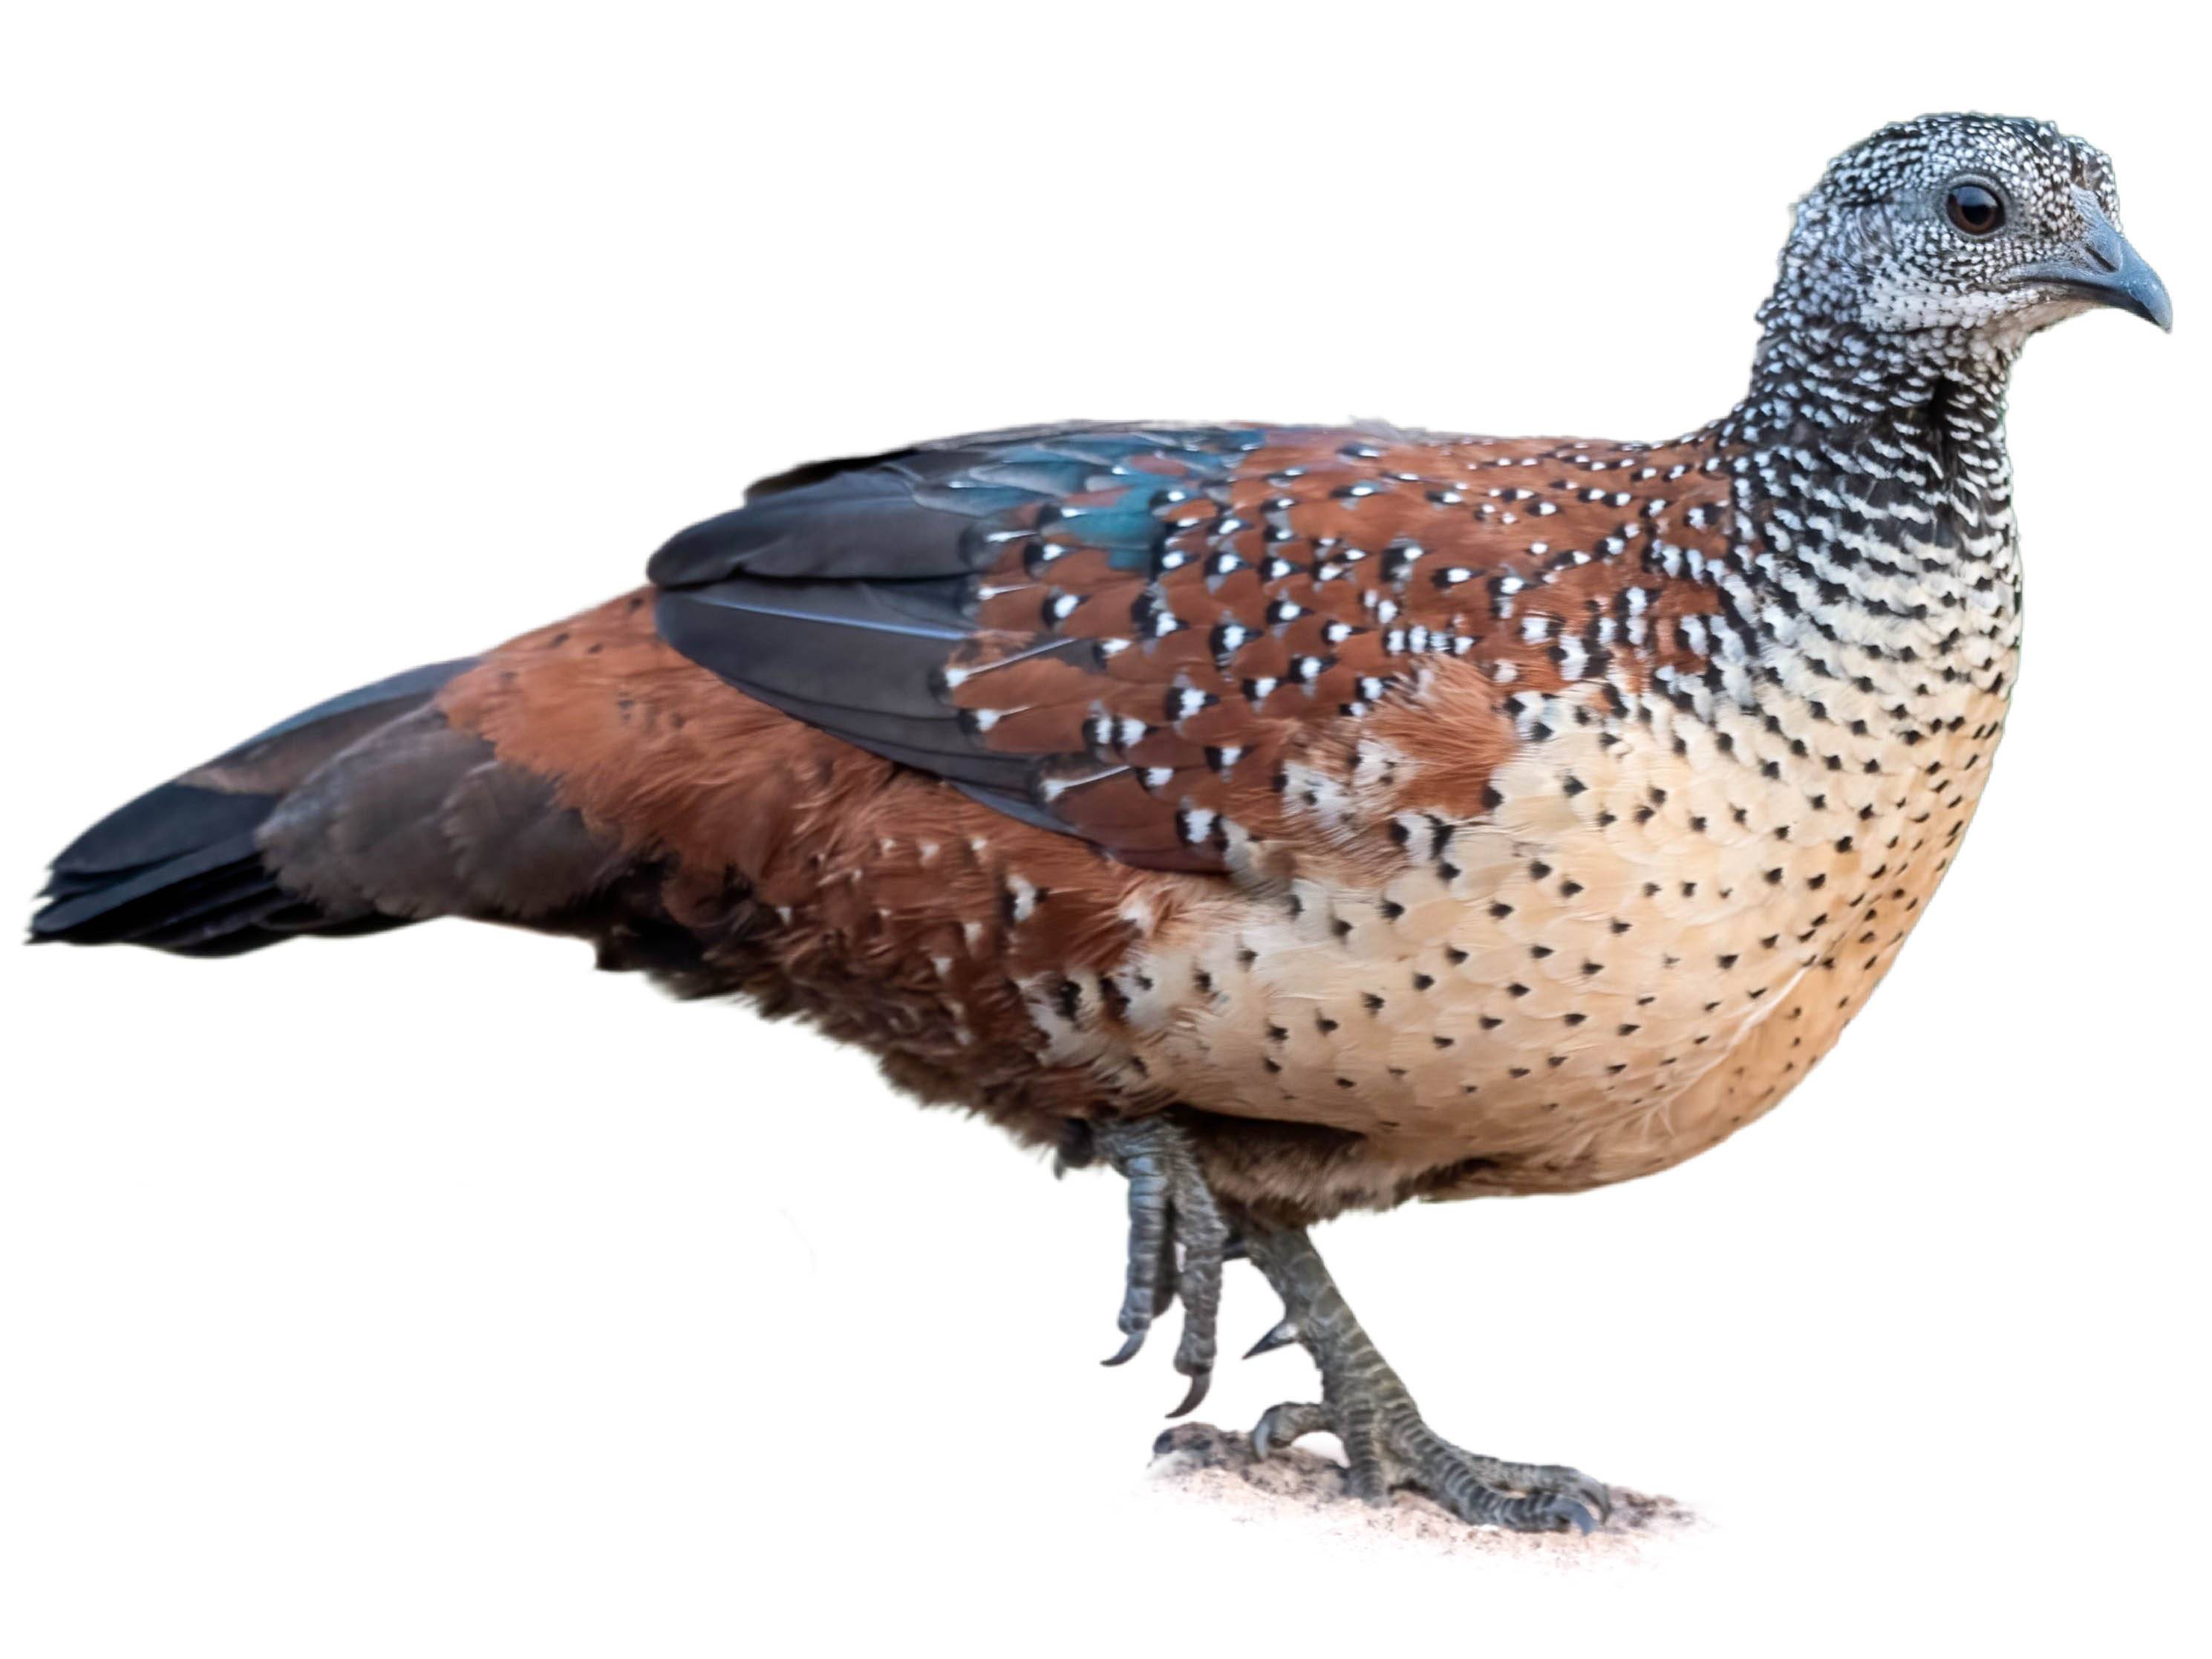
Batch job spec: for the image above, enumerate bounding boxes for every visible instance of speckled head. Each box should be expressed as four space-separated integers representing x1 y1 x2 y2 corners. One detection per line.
1763 114 2171 356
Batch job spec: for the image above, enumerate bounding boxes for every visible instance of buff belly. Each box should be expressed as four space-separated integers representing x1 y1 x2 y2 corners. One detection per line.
1100 684 2007 1201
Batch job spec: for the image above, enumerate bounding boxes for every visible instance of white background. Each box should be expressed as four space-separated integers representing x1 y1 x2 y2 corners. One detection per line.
3 4 2203 1653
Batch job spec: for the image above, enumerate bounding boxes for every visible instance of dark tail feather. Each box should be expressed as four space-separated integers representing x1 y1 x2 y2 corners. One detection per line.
31 659 474 956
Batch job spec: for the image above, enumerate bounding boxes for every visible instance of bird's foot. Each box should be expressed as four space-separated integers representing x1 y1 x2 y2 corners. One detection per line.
1242 1226 1611 1534
1087 1113 1232 1419
1247 1395 1611 1533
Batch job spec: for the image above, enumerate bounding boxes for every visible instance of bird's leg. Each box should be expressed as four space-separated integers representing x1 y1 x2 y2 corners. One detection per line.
1089 1114 1230 1419
1240 1224 1612 1533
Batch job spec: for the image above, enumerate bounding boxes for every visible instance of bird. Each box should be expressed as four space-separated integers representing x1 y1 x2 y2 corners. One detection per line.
30 114 2170 1534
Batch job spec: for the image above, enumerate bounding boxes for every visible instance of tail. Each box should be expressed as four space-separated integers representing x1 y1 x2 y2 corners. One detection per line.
31 660 476 956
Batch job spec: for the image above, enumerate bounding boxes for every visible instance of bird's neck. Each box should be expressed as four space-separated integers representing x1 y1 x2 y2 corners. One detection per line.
1700 320 2025 723
1731 319 2022 521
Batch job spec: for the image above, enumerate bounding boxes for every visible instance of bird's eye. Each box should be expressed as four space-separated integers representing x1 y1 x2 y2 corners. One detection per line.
1945 182 2006 237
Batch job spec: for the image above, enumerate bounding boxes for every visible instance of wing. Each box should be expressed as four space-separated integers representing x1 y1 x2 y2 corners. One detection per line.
650 423 1733 873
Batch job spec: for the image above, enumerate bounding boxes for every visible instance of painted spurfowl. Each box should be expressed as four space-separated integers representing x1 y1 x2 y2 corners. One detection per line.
31 114 2170 1533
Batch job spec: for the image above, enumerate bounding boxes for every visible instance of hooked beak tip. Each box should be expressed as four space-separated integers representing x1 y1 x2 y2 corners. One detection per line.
2016 197 2171 332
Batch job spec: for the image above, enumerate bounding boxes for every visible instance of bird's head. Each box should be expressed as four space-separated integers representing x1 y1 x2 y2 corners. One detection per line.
1762 114 2170 362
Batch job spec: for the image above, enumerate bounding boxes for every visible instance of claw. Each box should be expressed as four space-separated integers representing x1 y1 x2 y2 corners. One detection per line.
1553 1499 1597 1536
1166 1369 1212 1419
1101 1330 1146 1367
1243 1316 1299 1359
1521 1464 1612 1525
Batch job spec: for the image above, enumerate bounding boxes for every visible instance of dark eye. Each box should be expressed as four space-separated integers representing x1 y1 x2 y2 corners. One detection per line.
1945 182 2005 236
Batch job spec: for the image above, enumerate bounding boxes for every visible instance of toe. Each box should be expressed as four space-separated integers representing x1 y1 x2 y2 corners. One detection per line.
1251 1400 1329 1459
1566 1473 1614 1526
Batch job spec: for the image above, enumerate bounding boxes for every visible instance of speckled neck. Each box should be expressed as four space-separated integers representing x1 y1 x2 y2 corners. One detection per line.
1735 316 2020 521
1698 319 2024 742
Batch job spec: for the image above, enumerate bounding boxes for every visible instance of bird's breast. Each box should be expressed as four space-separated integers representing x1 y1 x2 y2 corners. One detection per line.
1093 668 2011 1199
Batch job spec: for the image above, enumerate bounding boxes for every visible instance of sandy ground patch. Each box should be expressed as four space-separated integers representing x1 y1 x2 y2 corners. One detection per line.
1147 1422 1703 1566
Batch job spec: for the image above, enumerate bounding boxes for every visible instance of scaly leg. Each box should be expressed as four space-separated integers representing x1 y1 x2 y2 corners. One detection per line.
1088 1114 1232 1418
1241 1224 1612 1533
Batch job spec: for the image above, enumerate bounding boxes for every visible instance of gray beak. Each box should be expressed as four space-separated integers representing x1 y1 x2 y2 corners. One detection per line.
2015 191 2173 330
